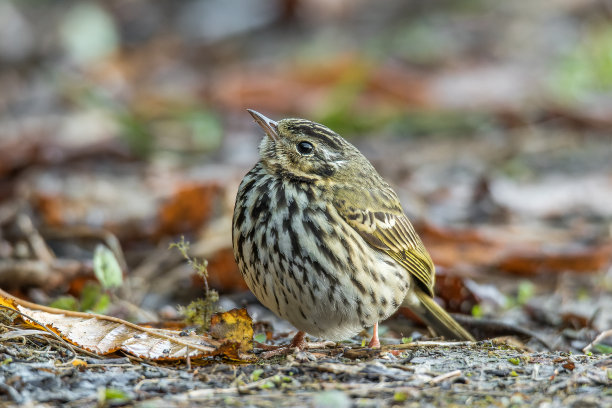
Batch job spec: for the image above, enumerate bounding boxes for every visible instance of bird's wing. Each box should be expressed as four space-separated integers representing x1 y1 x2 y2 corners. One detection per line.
333 187 435 296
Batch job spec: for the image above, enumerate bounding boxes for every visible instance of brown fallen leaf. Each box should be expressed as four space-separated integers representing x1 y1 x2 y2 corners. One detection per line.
202 247 248 292
0 288 253 361
416 222 504 269
155 182 222 239
496 244 612 276
210 308 253 354
434 269 478 314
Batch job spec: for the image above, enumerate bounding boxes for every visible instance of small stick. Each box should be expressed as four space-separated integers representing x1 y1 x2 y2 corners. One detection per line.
430 370 461 384
382 340 474 352
583 329 612 353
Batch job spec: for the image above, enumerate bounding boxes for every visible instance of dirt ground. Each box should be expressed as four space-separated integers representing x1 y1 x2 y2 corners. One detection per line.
2 1 612 407
1 335 610 407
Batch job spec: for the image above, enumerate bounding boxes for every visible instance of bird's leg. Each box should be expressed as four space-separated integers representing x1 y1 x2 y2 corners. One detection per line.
259 331 334 358
368 323 381 348
289 330 306 348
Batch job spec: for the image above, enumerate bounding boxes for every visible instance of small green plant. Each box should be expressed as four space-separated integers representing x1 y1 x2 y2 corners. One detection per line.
393 391 407 402
93 245 123 290
594 344 612 355
170 236 218 331
98 387 130 405
51 244 122 314
550 24 612 102
506 280 535 308
471 304 483 318
250 369 264 382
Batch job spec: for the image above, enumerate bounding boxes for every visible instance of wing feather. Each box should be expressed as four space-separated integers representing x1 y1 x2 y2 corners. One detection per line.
334 190 435 295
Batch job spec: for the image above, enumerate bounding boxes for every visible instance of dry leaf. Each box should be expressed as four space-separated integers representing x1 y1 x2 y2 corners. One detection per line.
417 222 503 269
496 244 612 276
210 308 253 354
155 182 222 238
0 288 254 361
201 247 248 292
434 269 478 314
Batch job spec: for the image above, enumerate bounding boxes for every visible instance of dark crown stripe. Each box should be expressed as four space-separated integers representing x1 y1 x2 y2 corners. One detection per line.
286 122 343 150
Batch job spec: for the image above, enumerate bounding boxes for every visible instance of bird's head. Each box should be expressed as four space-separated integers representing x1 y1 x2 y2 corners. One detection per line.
247 109 370 184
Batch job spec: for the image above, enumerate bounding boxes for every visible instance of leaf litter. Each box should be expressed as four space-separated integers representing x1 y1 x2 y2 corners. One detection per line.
1 0 612 407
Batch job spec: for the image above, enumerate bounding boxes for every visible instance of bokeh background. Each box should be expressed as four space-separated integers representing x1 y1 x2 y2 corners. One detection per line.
1 0 611 346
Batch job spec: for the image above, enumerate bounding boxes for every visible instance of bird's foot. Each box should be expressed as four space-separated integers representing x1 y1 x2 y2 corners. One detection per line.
258 331 334 359
368 323 381 349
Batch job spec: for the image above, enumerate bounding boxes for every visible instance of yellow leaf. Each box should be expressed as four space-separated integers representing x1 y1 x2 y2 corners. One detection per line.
210 308 253 354
72 359 87 368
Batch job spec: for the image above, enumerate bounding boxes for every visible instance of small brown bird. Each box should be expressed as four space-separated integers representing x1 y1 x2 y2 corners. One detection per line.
232 110 474 349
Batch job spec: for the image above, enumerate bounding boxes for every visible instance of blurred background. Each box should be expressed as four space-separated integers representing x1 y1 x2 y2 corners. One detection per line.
1 0 611 348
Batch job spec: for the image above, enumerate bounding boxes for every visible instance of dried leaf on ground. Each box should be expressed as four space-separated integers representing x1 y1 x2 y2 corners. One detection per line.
496 244 612 276
155 182 222 238
418 222 612 276
434 269 478 313
0 288 254 361
210 308 253 354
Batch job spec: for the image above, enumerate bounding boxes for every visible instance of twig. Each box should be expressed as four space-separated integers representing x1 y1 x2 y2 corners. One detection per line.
0 383 23 404
41 225 128 273
186 375 282 398
381 340 474 351
583 329 612 353
429 370 461 384
17 214 55 263
186 346 191 371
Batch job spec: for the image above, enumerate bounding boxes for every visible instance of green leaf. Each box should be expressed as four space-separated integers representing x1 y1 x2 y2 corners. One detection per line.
508 357 521 366
251 369 264 382
91 293 111 314
550 24 612 102
401 337 413 344
59 3 118 65
516 281 535 305
510 370 518 377
259 381 275 390
93 244 123 290
80 282 104 312
253 333 267 343
118 112 154 158
594 344 612 354
393 392 407 402
471 304 483 318
49 296 79 311
102 388 130 402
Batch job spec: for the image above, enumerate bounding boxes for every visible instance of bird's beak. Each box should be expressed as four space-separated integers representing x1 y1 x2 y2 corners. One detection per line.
247 109 279 141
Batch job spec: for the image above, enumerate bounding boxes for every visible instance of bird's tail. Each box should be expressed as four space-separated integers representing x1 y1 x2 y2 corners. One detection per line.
411 287 475 341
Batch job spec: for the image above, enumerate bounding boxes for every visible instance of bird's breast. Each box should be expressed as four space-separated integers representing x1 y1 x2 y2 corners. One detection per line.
232 165 409 340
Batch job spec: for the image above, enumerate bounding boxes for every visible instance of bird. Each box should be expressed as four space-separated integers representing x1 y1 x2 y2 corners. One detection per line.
232 109 474 351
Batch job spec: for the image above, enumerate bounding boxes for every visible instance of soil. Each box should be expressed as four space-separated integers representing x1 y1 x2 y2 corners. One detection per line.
1 334 610 407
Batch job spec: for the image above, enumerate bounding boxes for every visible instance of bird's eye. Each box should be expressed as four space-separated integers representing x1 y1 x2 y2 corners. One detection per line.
296 141 314 155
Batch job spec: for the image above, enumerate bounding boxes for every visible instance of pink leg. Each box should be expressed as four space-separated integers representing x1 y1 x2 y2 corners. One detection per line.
260 331 308 359
368 322 381 348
